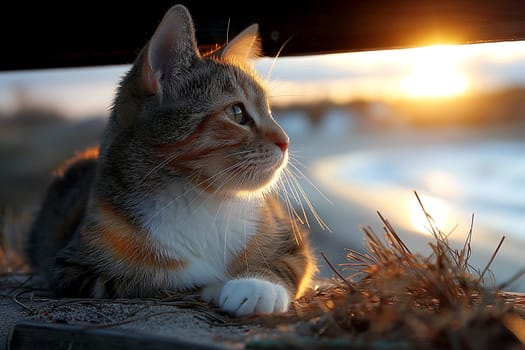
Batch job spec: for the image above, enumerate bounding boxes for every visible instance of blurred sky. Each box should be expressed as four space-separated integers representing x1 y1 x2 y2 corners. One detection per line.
1 40 525 118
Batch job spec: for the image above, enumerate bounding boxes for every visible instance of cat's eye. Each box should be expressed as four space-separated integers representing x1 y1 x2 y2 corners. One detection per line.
225 103 251 125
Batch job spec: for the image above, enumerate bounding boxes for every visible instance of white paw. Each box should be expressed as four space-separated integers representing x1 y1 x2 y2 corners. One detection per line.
214 278 290 316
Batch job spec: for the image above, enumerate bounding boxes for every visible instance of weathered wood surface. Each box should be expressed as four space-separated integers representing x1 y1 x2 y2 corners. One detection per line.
0 274 252 350
10 321 229 350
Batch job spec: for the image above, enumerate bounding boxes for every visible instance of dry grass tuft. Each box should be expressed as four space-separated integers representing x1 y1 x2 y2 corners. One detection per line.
3 192 525 349
251 192 525 349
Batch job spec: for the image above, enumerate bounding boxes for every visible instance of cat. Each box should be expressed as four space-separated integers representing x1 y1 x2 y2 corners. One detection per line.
26 4 316 316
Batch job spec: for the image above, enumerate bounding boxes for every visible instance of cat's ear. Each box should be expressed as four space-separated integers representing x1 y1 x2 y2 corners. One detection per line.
218 24 262 60
141 5 200 95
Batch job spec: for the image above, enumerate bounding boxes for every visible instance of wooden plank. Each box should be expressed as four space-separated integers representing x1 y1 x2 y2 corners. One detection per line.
9 321 230 350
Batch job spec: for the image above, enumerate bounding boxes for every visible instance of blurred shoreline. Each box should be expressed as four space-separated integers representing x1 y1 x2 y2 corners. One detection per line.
1 90 525 290
287 115 525 290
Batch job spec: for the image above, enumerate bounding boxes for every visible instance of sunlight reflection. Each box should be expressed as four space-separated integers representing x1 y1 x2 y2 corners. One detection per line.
423 171 461 198
409 195 450 236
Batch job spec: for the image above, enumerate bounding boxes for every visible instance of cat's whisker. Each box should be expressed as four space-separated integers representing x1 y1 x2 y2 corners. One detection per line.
194 150 253 159
285 162 332 232
187 160 252 210
205 160 251 193
193 160 249 194
288 170 329 232
281 169 310 228
287 158 334 206
284 200 311 245
141 149 253 189
186 166 243 207
264 35 294 82
275 176 304 245
139 152 181 185
224 151 255 160
219 197 232 267
209 166 256 268
143 161 248 226
288 150 307 165
226 17 231 44
275 175 304 224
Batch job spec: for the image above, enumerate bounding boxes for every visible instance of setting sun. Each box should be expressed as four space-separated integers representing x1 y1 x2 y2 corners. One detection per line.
399 45 469 98
253 41 525 106
401 66 468 98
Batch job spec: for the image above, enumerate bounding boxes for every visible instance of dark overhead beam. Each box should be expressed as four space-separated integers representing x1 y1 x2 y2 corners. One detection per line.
2 1 525 71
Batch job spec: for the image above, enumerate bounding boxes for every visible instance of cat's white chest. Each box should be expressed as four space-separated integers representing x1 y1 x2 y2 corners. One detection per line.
138 184 260 288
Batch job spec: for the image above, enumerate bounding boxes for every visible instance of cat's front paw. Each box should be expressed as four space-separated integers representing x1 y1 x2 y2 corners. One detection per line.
203 278 290 316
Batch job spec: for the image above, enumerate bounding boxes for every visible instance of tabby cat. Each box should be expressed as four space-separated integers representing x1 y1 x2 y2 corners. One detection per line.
27 4 315 316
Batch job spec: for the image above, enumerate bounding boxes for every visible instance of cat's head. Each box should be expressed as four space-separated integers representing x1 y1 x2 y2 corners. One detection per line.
103 5 289 200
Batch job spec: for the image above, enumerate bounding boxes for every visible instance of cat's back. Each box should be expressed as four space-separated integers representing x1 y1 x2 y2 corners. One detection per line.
26 147 99 281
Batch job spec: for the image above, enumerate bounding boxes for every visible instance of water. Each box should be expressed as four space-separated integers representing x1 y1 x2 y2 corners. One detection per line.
275 110 525 290
328 141 525 241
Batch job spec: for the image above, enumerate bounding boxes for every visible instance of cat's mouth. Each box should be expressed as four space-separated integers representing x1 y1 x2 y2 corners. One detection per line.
181 144 289 198
199 152 287 198
240 152 288 195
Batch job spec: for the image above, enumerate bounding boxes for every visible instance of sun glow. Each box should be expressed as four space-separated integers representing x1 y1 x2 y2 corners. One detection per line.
400 45 469 98
256 40 525 105
401 68 467 98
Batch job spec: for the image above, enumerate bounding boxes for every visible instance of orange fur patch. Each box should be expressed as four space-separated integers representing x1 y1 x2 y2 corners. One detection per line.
154 115 244 162
54 146 99 177
92 201 187 270
154 114 247 194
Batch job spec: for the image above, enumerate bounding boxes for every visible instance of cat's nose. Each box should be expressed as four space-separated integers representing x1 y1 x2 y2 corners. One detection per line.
276 141 288 153
265 127 289 153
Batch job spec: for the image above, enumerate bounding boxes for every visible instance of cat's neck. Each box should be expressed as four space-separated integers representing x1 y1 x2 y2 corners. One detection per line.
135 181 262 260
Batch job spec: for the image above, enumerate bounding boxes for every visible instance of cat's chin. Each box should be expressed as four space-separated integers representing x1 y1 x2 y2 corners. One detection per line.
200 154 287 200
234 170 283 200
235 184 275 200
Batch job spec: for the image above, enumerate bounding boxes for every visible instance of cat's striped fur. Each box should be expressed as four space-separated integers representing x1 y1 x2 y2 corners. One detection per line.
26 4 315 316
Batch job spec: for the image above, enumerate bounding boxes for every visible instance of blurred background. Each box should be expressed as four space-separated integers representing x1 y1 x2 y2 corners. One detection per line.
1 40 525 291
